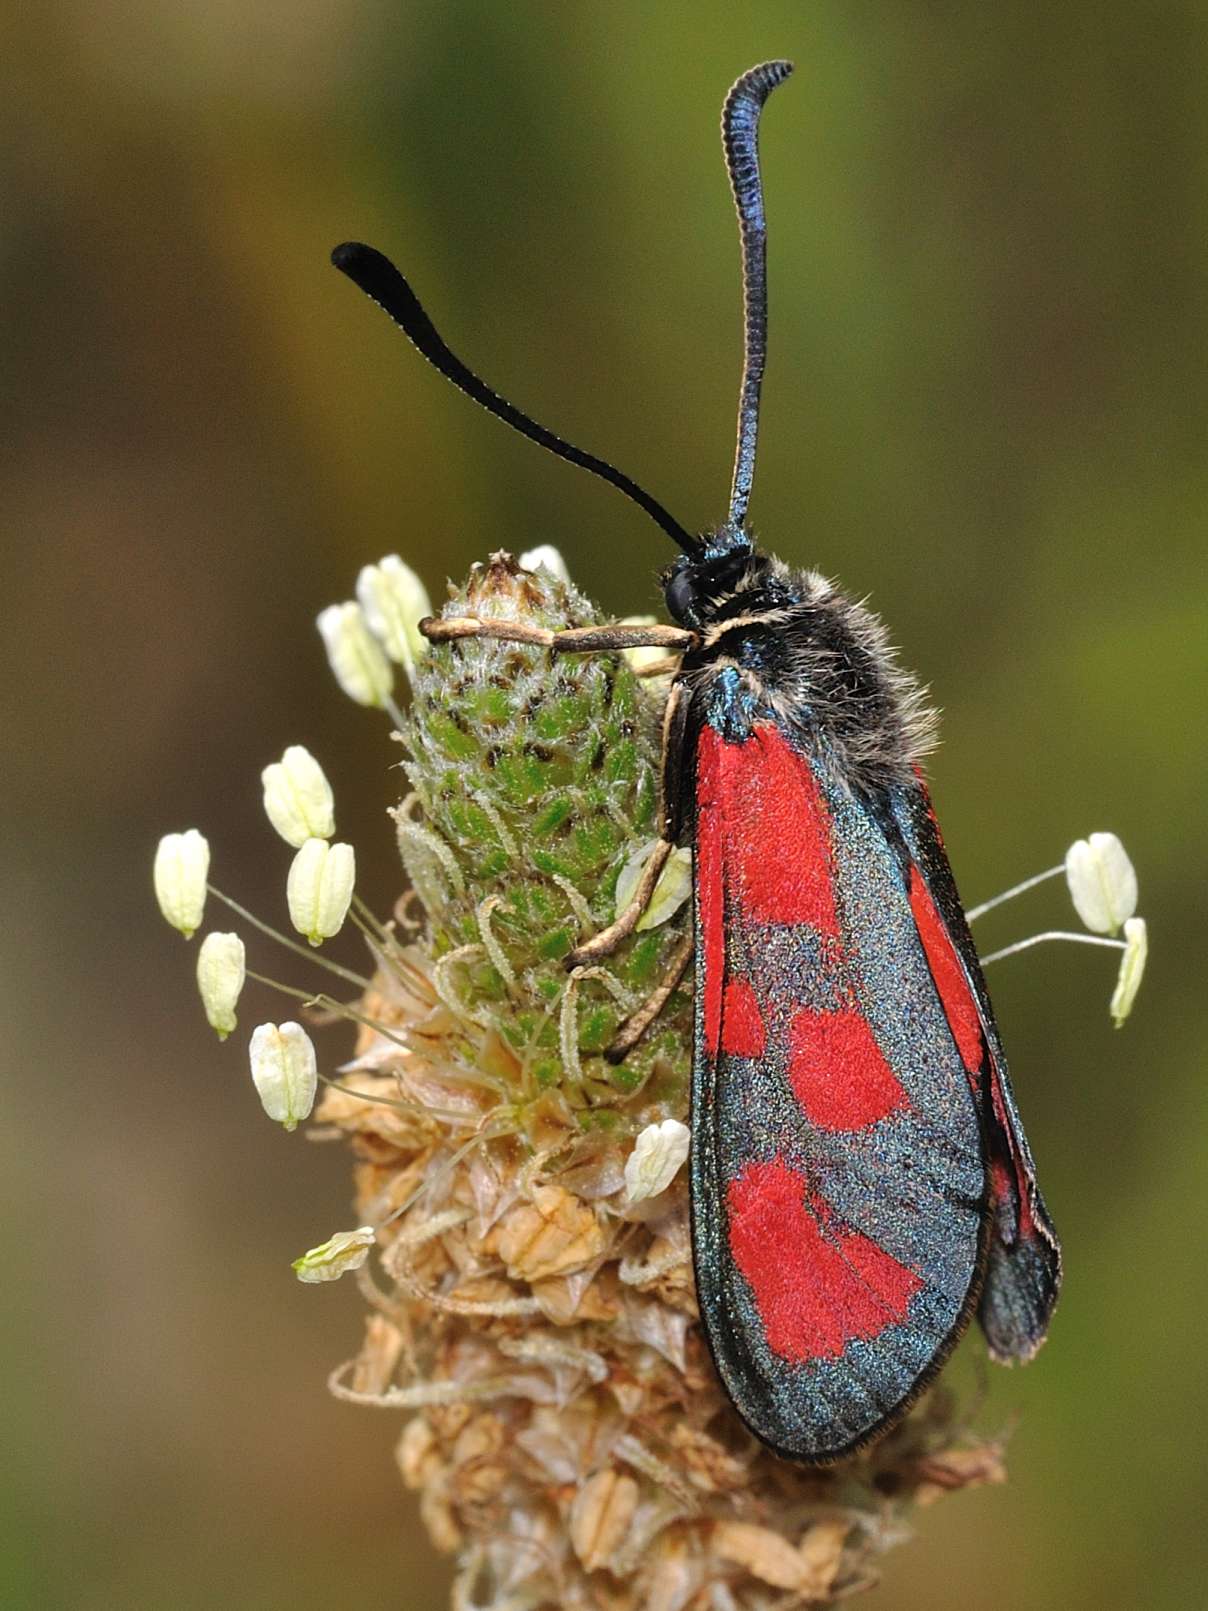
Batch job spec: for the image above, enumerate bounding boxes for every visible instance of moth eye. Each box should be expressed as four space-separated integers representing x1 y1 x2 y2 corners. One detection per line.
665 571 697 624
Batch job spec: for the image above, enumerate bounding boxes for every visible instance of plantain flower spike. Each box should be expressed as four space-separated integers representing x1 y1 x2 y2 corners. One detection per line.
152 553 1022 1604
249 1021 317 1131
261 745 335 848
356 554 432 672
153 829 210 939
286 837 355 946
293 1226 376 1284
196 931 245 1040
316 601 394 708
1065 832 1138 935
308 555 1011 1609
1110 917 1148 1027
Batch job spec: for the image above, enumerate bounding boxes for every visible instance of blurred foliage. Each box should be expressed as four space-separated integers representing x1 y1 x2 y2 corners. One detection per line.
3 3 1205 1608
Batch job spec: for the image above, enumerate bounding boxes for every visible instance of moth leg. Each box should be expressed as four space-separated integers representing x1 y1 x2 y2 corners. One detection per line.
604 934 693 1063
564 681 691 969
421 615 696 655
565 837 675 968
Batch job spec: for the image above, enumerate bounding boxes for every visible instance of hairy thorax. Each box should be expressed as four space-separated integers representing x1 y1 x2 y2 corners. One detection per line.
676 557 938 794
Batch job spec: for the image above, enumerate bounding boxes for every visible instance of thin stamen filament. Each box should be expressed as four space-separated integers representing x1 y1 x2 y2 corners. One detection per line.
967 864 1064 923
981 930 1125 965
352 894 392 942
349 903 405 968
317 1075 466 1126
351 898 413 976
244 967 504 1109
208 884 372 990
244 967 410 1051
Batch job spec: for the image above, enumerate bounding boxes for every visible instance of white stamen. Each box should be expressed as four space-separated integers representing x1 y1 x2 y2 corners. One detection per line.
981 929 1124 965
614 840 692 931
293 1226 376 1283
1065 832 1138 935
153 829 210 939
475 895 516 989
196 930 245 1039
1110 917 1148 1027
261 745 335 847
519 545 571 584
624 1119 691 1203
316 601 394 709
249 1020 318 1131
356 555 432 672
286 837 355 946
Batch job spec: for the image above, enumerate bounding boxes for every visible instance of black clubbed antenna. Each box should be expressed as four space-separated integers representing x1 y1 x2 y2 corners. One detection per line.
331 242 701 557
721 59 793 529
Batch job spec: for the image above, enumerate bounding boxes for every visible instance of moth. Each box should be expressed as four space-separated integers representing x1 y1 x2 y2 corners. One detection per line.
332 59 1061 1462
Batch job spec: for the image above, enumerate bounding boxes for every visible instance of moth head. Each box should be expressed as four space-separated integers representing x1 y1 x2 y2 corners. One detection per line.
662 528 757 627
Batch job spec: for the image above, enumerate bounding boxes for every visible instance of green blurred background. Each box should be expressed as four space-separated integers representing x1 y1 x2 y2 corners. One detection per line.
4 4 1205 1607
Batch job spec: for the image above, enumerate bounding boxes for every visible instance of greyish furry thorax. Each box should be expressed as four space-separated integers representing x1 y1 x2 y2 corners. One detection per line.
664 529 939 795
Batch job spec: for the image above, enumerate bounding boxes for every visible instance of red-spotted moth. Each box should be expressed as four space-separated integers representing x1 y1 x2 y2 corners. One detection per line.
331 60 1060 1462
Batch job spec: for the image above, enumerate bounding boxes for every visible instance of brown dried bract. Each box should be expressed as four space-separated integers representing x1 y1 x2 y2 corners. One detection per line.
495 1184 611 1283
570 1470 641 1573
914 1439 1008 1506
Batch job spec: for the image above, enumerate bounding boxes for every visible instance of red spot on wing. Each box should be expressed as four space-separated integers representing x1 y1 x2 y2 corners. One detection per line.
727 1158 924 1364
908 867 984 1074
696 723 838 936
721 977 766 1057
787 1007 908 1130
